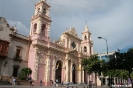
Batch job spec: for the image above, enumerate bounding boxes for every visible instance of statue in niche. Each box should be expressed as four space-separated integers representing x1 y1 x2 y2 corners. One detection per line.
71 41 76 50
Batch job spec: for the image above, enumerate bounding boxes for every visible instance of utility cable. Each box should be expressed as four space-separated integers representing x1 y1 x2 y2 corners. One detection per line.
109 33 133 49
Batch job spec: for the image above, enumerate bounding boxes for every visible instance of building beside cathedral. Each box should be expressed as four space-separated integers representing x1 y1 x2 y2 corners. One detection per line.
0 0 100 86
0 17 30 81
28 0 94 86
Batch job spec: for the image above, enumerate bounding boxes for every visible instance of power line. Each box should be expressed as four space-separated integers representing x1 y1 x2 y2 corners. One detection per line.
1 3 5 17
109 33 133 49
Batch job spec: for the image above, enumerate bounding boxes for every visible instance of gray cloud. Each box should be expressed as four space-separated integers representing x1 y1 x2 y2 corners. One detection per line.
8 20 29 35
0 0 133 53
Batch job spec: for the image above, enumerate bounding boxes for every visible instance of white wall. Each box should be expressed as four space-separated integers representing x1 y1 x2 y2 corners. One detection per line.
0 17 11 41
8 40 29 61
1 59 27 77
0 17 29 77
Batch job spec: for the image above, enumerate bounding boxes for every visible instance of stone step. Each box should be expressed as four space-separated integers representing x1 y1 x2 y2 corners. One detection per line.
0 80 12 85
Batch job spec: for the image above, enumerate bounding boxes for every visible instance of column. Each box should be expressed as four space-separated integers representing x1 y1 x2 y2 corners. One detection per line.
85 71 89 84
65 38 68 48
51 58 55 81
69 39 71 49
78 44 81 52
114 77 116 85
34 51 39 80
77 64 81 84
61 67 65 82
47 24 50 38
45 54 50 85
105 77 108 85
50 57 55 81
90 74 92 82
37 21 42 34
40 6 43 13
65 60 69 82
81 68 84 83
65 54 69 82
76 43 79 51
70 62 72 83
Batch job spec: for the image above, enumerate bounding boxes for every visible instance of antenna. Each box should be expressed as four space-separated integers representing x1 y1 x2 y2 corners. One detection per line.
1 3 6 17
85 20 87 25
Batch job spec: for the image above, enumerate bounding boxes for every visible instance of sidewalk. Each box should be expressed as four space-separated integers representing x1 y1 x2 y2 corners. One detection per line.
0 85 110 88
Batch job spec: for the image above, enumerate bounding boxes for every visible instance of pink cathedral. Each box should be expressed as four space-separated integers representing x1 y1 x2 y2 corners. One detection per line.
28 0 94 86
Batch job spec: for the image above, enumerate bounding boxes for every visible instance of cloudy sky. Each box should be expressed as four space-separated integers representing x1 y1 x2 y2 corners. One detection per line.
0 0 133 53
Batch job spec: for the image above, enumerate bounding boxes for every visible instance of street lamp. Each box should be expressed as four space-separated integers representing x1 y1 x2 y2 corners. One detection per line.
98 37 111 87
98 37 108 58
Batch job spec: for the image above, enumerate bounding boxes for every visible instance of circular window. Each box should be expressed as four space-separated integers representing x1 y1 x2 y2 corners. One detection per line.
0 26 3 31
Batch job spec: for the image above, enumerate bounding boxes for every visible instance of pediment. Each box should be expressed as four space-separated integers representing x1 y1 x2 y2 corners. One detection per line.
67 27 78 37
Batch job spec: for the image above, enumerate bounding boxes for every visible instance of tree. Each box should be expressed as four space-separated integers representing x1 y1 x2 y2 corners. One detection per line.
110 48 133 88
82 54 103 88
19 67 32 80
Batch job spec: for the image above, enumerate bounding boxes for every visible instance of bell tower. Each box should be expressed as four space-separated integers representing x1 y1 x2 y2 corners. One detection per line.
81 24 93 55
28 0 52 86
29 0 52 41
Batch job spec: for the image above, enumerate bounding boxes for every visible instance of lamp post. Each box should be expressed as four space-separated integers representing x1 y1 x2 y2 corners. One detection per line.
98 37 111 87
98 37 108 57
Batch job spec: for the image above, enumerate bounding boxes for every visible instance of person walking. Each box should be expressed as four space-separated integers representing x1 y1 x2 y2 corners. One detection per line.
30 80 32 86
32 81 34 86
40 80 42 86
12 77 16 87
55 79 58 87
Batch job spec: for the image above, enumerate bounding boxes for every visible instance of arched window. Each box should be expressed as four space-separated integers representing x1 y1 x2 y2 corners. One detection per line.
43 8 46 14
33 23 37 33
84 46 87 52
41 24 46 35
38 8 40 13
84 36 87 40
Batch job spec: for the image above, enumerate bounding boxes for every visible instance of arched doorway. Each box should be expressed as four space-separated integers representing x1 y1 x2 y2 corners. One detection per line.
72 64 76 84
55 60 62 83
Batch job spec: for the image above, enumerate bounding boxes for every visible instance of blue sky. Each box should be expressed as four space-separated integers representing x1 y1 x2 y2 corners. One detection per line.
0 0 133 53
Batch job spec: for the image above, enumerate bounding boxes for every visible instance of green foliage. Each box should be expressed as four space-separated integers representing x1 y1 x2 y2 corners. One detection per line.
104 47 133 87
105 69 128 79
18 67 32 80
82 54 102 74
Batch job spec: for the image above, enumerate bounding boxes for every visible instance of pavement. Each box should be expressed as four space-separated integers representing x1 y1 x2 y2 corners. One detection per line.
0 84 131 88
0 84 110 88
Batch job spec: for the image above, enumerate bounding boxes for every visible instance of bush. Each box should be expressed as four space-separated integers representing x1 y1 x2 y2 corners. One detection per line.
18 68 32 80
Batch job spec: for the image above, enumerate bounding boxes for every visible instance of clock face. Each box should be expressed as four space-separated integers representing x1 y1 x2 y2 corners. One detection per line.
0 26 3 31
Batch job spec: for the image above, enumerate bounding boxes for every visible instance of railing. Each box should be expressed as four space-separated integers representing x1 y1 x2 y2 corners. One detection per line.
31 34 49 42
32 13 51 20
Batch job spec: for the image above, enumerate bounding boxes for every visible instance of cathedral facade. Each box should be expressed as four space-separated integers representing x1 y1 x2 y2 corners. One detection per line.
28 0 94 86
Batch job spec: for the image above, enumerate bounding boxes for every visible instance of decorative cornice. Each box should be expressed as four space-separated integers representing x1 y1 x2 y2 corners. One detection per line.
31 13 52 22
82 31 91 34
9 33 30 44
63 32 81 41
